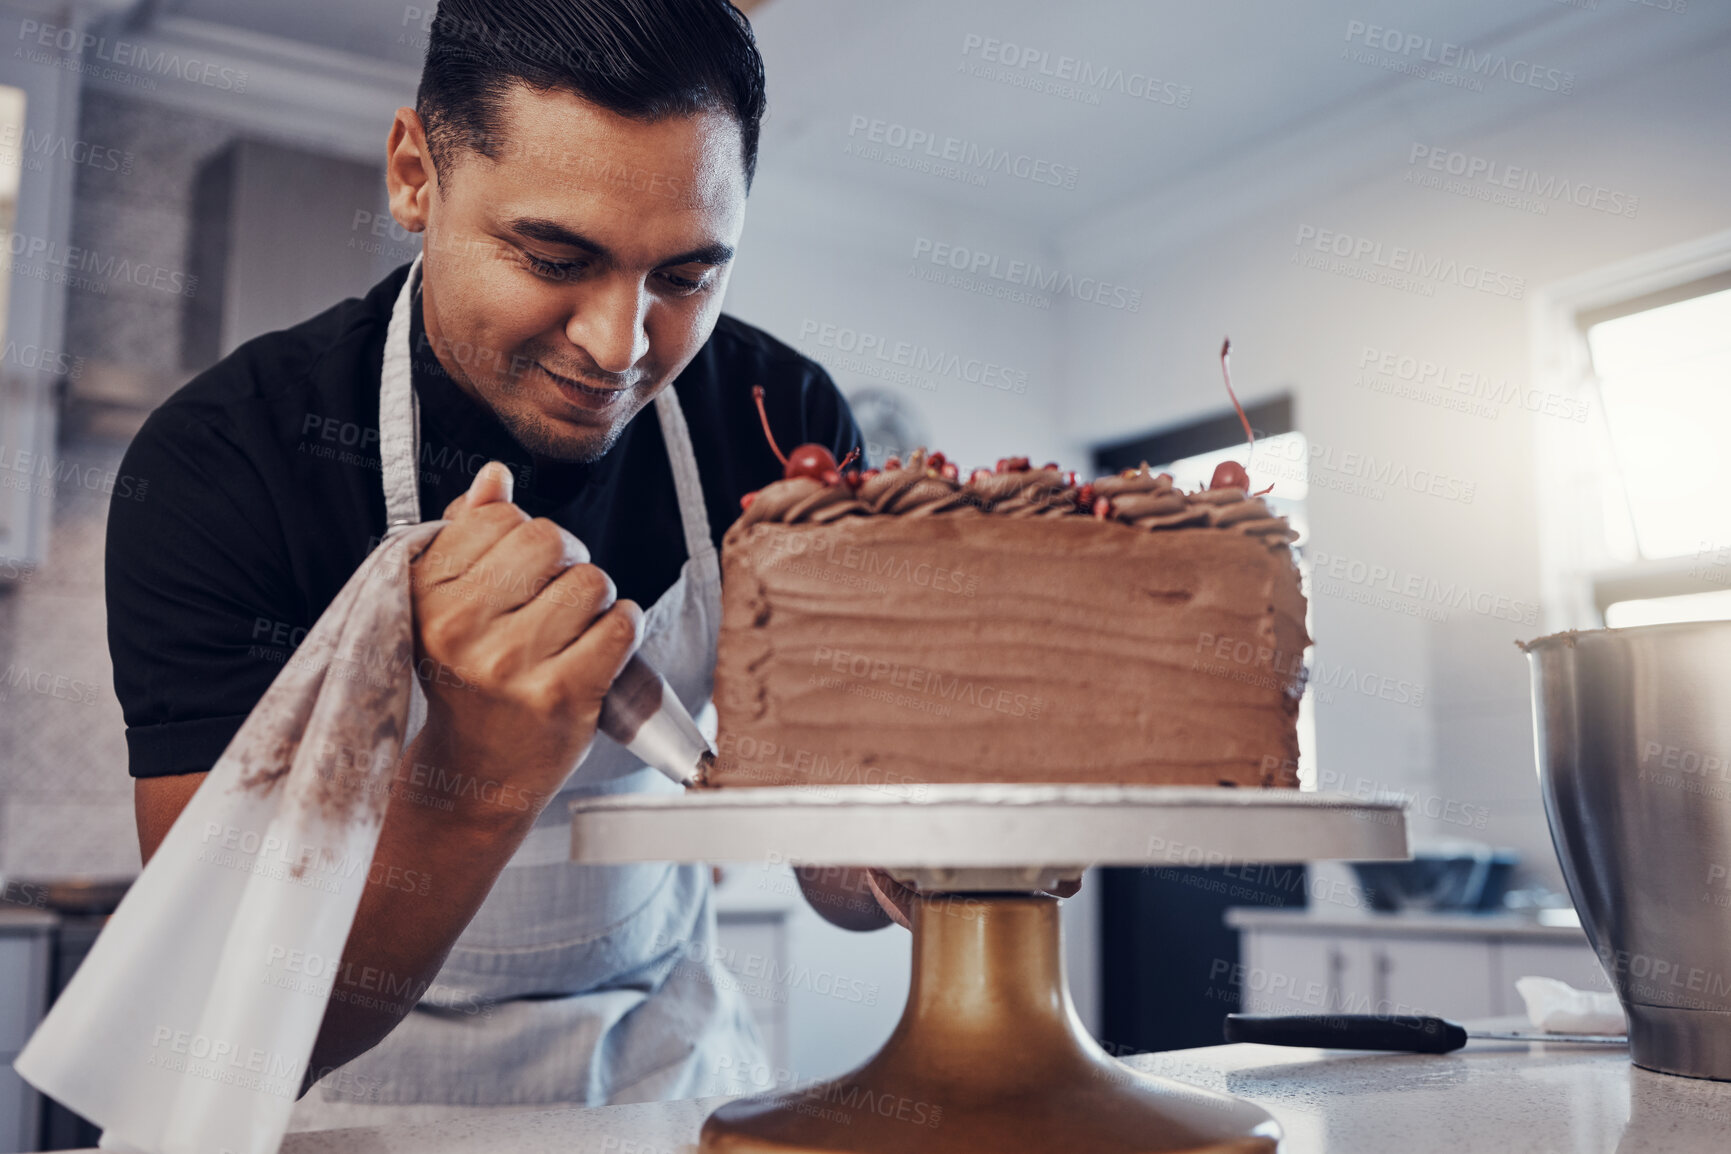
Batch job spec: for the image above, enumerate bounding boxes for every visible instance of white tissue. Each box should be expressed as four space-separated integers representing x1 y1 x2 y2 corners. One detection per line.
1515 975 1627 1035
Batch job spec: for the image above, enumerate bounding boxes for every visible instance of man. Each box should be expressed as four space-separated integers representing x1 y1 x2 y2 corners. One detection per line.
107 0 898 1125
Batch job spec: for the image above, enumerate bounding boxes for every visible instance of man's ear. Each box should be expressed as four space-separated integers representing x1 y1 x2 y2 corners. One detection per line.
385 106 436 236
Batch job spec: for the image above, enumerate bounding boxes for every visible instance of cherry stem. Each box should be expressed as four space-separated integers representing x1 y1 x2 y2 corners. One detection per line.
838 447 860 470
1220 338 1255 452
750 384 789 468
1221 337 1271 495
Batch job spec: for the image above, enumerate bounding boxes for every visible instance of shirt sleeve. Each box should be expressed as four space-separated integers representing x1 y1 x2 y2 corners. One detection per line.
106 405 306 777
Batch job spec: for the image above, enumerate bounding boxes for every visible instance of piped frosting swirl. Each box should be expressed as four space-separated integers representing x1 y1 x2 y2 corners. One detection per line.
734 450 1298 547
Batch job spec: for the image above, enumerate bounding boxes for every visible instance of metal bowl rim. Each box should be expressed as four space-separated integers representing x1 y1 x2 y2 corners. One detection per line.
1521 619 1731 653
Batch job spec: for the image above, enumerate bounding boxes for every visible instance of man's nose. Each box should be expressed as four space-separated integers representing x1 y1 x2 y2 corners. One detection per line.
568 277 650 375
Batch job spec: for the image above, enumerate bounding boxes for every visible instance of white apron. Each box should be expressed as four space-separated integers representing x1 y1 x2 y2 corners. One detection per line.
288 257 763 1129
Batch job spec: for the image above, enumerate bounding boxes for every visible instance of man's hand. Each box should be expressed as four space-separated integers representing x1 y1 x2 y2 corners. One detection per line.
409 461 644 822
863 870 1083 930
795 866 1084 931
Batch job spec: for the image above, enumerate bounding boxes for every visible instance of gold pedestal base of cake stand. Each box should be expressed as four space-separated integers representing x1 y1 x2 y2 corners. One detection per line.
700 893 1280 1154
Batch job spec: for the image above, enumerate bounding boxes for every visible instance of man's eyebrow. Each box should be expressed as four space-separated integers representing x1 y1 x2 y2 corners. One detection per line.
505 217 734 267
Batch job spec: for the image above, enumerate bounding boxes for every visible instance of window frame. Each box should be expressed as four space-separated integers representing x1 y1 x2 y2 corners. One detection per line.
1530 228 1731 630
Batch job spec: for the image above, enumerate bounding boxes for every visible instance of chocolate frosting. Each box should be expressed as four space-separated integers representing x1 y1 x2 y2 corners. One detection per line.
733 453 1298 548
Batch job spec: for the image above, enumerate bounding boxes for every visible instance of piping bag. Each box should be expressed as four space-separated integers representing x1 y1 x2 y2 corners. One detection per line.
15 509 711 1154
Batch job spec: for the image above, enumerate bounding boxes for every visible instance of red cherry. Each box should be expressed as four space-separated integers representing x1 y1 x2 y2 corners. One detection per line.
862 468 881 480
1062 471 1079 489
1092 496 1112 519
1077 483 1095 507
786 443 840 482
884 456 902 471
1010 457 1031 472
843 469 862 488
740 491 757 510
969 468 992 484
927 451 947 470
1042 461 1059 471
1210 461 1250 491
820 469 841 486
939 462 959 481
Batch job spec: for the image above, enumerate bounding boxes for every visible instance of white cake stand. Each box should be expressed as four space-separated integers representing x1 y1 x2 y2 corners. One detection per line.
570 785 1408 1154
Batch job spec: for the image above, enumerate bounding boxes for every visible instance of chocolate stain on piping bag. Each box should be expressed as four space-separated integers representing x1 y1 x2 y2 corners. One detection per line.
231 528 431 840
598 655 666 744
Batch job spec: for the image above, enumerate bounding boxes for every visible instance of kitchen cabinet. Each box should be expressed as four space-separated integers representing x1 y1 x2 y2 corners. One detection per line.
1226 908 1608 1020
0 909 55 1154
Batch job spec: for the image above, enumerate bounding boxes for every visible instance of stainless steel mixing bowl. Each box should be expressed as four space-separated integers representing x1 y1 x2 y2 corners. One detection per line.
1525 621 1731 1080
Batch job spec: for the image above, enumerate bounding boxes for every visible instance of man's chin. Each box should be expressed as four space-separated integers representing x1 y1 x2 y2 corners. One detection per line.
498 408 628 464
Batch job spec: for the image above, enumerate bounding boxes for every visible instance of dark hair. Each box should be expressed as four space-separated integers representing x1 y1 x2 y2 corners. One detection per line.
416 0 766 190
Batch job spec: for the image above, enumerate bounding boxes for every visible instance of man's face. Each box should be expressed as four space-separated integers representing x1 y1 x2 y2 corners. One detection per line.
406 87 747 462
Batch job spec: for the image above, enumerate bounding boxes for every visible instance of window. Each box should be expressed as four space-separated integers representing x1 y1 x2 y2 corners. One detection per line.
1532 233 1731 631
1586 287 1731 626
1586 287 1731 562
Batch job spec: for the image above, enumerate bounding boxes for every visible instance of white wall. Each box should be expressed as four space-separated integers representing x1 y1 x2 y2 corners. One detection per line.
723 168 1076 471
1052 38 1731 889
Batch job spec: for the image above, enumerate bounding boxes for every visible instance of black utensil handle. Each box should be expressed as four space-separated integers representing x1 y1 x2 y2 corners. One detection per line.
1224 1013 1468 1053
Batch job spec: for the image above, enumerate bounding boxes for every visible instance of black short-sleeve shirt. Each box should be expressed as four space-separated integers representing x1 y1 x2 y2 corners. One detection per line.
107 261 861 778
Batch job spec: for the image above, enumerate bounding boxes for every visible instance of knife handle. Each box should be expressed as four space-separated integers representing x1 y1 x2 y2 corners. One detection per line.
1224 1013 1467 1053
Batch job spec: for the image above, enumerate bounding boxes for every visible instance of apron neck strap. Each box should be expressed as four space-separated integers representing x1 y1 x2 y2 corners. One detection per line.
380 254 424 531
653 387 716 564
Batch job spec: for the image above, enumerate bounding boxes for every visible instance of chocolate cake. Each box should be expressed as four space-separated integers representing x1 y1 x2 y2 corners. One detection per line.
706 450 1309 789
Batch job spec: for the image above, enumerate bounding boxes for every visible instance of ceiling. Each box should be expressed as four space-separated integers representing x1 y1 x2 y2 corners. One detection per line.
139 0 1731 234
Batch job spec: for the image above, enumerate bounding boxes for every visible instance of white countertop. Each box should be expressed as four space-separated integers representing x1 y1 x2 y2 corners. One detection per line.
85 1026 1708 1154
1225 905 1589 941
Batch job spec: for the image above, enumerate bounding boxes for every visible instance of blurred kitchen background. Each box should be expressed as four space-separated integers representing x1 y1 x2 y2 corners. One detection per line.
0 0 1728 1147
